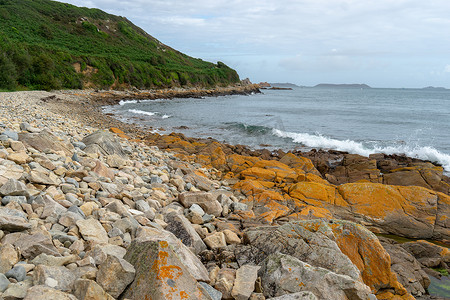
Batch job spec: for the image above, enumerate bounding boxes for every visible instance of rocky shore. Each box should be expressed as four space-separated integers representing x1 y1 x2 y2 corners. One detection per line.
0 89 448 300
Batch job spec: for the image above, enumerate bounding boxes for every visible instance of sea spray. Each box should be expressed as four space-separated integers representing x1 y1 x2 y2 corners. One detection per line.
273 129 450 172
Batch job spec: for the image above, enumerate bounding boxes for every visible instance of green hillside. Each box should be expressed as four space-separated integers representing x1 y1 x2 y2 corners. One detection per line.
0 0 240 91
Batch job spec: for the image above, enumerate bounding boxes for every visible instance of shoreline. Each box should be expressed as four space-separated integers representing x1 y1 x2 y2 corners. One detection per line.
0 88 449 299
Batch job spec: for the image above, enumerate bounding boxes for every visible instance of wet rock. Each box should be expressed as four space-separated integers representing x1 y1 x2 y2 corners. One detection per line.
96 255 135 298
122 239 212 300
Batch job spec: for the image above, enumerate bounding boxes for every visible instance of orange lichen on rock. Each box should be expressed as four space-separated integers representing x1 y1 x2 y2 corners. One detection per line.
330 221 413 299
109 127 130 139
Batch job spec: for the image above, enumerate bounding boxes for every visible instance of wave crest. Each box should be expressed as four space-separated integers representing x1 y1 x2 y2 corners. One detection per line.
272 129 450 172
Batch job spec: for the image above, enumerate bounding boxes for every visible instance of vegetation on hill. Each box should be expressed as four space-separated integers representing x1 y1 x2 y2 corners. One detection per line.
0 0 240 91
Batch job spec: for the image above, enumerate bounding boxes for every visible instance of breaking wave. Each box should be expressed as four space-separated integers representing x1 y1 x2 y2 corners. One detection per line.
272 129 450 172
128 109 157 116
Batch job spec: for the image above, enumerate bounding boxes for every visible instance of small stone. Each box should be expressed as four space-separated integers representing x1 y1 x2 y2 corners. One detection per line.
73 278 114 300
231 265 261 300
1 195 27 205
76 218 108 244
0 243 19 273
3 130 18 141
135 200 150 212
96 255 135 298
0 178 28 196
199 281 223 300
5 265 27 282
0 273 10 292
7 152 30 164
223 229 241 245
204 232 227 249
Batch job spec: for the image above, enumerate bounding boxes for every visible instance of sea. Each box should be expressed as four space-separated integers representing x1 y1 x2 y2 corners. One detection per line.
103 86 450 173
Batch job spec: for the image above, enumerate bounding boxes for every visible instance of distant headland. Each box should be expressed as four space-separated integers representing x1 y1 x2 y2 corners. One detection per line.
313 83 372 89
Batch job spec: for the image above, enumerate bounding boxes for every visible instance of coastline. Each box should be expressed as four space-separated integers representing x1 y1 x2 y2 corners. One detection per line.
0 88 448 299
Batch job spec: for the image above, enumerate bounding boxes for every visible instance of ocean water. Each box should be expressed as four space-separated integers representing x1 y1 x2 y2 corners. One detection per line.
103 87 450 172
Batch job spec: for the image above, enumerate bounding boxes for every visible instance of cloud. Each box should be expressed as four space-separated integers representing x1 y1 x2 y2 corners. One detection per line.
62 0 450 87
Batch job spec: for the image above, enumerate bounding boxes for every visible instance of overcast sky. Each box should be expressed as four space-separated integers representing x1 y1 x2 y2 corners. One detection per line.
62 0 450 88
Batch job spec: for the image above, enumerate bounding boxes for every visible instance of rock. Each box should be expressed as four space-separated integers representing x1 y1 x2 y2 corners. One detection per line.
33 265 77 292
0 273 10 292
7 152 30 164
204 232 227 249
0 243 19 273
135 226 210 282
23 285 78 300
135 199 150 212
0 178 28 196
3 130 18 141
400 240 450 268
164 211 207 254
259 253 371 300
214 268 235 299
18 130 74 156
85 244 127 266
0 207 31 232
4 232 61 259
122 239 212 300
76 218 109 244
32 194 66 219
179 191 223 217
0 164 23 186
73 279 114 300
92 161 115 180
2 280 31 299
199 282 223 300
223 229 241 244
380 238 430 297
5 265 27 282
82 130 126 157
31 253 77 267
29 170 59 185
231 265 260 300
96 255 135 298
2 195 27 205
267 292 318 300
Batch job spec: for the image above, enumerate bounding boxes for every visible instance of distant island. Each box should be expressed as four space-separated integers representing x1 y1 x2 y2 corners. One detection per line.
422 86 447 90
269 83 299 88
314 83 372 89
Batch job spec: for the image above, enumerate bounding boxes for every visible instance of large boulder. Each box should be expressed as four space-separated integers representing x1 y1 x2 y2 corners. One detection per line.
18 130 74 156
164 212 207 254
122 240 212 300
82 130 126 158
259 253 372 300
236 220 411 298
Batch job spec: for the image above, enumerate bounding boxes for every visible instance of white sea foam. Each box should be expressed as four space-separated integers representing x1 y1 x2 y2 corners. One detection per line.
272 129 450 172
162 114 172 119
128 109 157 116
119 100 138 105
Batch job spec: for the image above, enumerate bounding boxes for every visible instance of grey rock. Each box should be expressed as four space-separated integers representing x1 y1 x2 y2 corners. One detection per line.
231 202 249 212
3 130 18 141
259 253 371 300
122 239 211 300
0 207 31 232
108 227 124 238
199 282 222 300
85 244 127 266
31 253 77 267
164 211 207 254
3 232 61 259
5 265 27 282
33 265 77 292
231 265 260 300
0 178 28 196
82 130 126 157
267 292 318 300
0 273 10 292
3 280 31 299
67 205 85 218
1 195 27 205
189 204 205 216
178 191 223 217
18 130 74 156
135 226 210 282
150 175 163 184
32 194 66 219
96 255 135 298
72 141 86 150
65 177 79 188
135 200 151 212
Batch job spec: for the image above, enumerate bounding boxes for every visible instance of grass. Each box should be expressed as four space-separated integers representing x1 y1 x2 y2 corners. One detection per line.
0 0 239 90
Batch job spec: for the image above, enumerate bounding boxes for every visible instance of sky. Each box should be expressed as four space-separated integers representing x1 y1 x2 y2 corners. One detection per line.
62 0 450 88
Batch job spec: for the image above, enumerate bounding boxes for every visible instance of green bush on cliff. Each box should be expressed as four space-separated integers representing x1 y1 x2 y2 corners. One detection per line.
0 0 240 91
